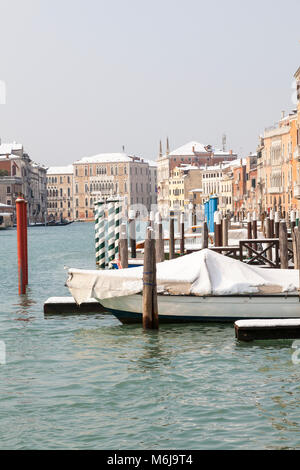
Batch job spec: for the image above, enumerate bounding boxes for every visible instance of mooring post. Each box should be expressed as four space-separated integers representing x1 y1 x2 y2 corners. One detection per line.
274 212 280 238
155 212 165 263
215 211 222 247
188 202 193 230
180 212 185 255
279 220 289 269
252 211 258 251
95 200 106 268
149 210 155 229
292 226 298 270
247 213 252 257
203 221 209 249
222 215 228 247
16 197 27 295
169 210 175 260
291 210 296 234
24 200 28 286
128 209 136 259
114 199 121 260
265 217 272 261
270 209 275 238
142 228 159 330
119 222 128 269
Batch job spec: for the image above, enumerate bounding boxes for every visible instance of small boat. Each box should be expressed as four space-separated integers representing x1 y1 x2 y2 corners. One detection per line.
66 249 300 324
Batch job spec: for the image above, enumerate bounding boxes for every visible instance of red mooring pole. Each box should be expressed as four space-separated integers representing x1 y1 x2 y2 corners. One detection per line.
24 201 28 285
16 197 27 294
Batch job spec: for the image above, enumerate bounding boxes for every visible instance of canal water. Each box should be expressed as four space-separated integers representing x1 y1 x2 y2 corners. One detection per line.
1 222 300 450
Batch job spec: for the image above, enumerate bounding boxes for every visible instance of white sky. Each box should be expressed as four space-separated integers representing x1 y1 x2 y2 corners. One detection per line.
0 0 299 166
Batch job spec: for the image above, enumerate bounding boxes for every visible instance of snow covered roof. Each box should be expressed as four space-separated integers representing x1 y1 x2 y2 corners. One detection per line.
47 165 74 175
145 159 157 167
168 141 209 157
75 153 132 164
0 142 23 155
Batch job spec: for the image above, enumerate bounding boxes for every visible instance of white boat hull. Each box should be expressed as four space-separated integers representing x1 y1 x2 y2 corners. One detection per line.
99 293 300 324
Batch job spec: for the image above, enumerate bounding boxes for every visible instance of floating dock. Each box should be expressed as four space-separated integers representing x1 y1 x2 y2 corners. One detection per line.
44 297 105 315
235 319 300 342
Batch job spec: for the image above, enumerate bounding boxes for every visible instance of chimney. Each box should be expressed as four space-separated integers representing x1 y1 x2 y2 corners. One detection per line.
229 150 233 155
192 146 195 153
281 110 285 119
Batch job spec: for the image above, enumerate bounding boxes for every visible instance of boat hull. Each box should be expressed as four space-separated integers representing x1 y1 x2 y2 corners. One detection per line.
99 293 300 324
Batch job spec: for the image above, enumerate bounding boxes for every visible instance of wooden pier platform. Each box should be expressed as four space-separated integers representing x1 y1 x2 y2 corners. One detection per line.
44 297 105 315
235 319 300 342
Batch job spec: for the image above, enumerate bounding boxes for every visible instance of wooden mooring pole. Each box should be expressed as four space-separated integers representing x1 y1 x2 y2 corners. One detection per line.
119 223 128 269
180 212 185 255
155 212 165 263
274 212 280 238
279 220 289 269
129 210 136 259
203 221 209 249
169 211 175 260
222 215 228 247
143 228 159 330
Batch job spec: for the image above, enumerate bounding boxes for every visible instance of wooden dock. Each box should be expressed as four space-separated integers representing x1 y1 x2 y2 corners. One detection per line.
44 297 105 315
235 319 300 342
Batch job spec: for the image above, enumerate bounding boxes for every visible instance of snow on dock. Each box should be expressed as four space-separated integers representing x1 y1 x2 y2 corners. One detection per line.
235 319 300 342
44 297 105 315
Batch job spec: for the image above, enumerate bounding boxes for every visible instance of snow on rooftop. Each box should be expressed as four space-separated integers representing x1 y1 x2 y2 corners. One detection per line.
47 165 74 175
168 141 209 157
145 159 157 167
0 142 23 155
75 152 132 164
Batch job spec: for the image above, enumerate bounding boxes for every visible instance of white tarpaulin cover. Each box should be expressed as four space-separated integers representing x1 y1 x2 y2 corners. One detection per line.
66 249 299 305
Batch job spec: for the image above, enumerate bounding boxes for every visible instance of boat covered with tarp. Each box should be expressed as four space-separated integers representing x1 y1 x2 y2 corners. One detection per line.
66 249 300 323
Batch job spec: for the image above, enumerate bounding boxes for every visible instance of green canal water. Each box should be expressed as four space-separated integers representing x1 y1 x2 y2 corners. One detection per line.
1 222 300 450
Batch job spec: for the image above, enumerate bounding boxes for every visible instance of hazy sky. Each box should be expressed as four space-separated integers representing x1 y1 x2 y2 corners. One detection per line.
0 0 299 167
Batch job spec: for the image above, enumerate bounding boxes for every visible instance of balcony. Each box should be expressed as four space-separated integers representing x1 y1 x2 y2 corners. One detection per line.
294 184 300 199
295 145 300 161
268 187 282 194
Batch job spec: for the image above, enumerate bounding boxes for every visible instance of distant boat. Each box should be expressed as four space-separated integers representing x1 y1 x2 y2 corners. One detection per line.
29 220 74 227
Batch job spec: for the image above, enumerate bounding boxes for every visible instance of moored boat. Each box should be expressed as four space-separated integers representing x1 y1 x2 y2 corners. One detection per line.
66 249 300 324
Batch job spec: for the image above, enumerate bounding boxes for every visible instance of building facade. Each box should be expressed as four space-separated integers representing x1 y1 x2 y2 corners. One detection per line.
0 141 47 223
47 165 74 221
72 153 154 221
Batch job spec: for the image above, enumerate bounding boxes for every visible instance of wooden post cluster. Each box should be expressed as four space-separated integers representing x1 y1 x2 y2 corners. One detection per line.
142 228 159 330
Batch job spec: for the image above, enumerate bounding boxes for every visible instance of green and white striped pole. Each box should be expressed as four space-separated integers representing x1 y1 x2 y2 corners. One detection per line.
107 201 116 264
114 199 122 259
95 200 106 268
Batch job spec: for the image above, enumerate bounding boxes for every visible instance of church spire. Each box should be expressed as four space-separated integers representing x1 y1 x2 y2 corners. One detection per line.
159 140 163 159
166 137 170 156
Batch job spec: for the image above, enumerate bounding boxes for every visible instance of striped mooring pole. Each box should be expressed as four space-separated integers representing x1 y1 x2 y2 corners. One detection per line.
95 200 106 269
107 200 116 264
114 199 122 259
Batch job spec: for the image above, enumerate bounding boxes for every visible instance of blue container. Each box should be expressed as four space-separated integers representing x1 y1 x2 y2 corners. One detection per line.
204 201 209 225
208 197 218 233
